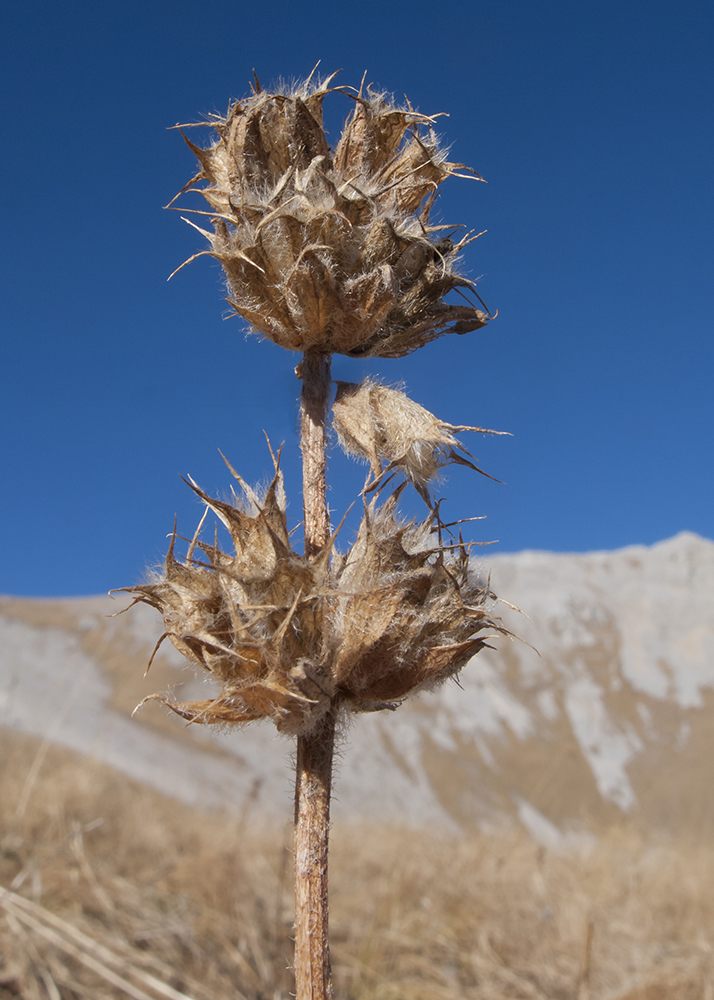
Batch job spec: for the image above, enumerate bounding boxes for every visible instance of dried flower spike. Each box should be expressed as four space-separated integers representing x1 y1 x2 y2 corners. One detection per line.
123 456 504 735
333 379 510 502
141 69 508 1000
170 71 491 358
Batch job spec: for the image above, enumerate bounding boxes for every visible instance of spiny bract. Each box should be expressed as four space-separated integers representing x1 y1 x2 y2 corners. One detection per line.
171 70 491 358
123 454 504 735
333 379 509 503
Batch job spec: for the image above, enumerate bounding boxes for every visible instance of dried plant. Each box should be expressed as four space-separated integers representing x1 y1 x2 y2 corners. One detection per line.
6 730 714 1000
122 459 503 735
129 68 506 1000
333 379 510 503
170 68 491 358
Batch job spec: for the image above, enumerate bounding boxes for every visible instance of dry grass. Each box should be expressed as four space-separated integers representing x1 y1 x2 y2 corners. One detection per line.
1 728 713 1000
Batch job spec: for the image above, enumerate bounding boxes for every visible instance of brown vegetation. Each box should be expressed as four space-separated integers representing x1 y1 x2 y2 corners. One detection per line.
165 68 500 1000
1 729 713 999
171 72 490 358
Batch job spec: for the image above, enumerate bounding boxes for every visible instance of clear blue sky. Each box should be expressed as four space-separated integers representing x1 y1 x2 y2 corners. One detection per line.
2 0 712 596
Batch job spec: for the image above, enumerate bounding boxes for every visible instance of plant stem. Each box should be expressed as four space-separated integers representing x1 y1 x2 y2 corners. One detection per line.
294 710 336 1000
299 351 331 559
295 350 334 1000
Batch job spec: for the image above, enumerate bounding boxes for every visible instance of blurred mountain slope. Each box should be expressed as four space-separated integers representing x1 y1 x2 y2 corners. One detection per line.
2 531 713 839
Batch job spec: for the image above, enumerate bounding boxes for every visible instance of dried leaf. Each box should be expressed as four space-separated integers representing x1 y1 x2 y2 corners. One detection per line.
333 379 509 501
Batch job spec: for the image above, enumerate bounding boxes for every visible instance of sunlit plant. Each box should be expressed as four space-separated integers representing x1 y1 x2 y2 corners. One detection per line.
123 67 507 1000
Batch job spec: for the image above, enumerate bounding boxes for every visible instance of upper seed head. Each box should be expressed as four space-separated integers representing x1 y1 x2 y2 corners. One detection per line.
172 73 491 357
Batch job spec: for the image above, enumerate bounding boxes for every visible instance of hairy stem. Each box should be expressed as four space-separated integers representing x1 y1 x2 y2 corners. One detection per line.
299 352 332 558
294 351 334 1000
294 710 336 1000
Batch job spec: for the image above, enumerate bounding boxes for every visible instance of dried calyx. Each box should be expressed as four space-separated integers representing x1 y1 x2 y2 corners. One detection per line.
333 380 510 503
122 453 504 735
170 69 491 358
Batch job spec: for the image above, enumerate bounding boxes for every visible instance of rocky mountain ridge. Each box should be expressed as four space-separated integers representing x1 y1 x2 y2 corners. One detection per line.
2 531 713 842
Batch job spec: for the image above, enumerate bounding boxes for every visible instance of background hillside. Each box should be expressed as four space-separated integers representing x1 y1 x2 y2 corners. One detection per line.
3 532 714 998
3 531 713 841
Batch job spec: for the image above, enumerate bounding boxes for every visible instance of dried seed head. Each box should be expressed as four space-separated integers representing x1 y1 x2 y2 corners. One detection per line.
333 380 509 503
171 72 491 358
122 456 504 734
330 489 500 706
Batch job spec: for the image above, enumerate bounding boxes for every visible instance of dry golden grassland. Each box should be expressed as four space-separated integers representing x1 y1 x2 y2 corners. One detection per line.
1 728 712 1000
